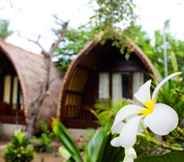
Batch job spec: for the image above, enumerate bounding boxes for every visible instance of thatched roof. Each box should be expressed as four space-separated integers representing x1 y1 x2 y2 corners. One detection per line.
0 40 63 123
62 39 160 85
59 38 160 125
127 41 160 80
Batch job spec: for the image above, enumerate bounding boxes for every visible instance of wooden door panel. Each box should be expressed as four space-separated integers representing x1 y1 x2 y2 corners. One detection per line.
0 102 25 124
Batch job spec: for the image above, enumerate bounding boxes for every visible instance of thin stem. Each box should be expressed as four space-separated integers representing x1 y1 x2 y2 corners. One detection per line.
139 133 184 152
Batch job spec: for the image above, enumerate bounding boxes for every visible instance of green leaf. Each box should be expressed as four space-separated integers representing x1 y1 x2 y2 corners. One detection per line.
14 130 25 144
84 126 110 162
52 119 82 162
58 146 72 160
0 19 12 39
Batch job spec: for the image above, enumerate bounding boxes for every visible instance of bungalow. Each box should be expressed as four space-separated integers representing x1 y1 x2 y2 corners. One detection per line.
0 40 61 135
59 38 159 128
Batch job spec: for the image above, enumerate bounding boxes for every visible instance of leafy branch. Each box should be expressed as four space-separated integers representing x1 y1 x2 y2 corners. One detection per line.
139 128 184 152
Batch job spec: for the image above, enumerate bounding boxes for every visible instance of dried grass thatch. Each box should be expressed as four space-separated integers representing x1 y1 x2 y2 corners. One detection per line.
0 39 63 124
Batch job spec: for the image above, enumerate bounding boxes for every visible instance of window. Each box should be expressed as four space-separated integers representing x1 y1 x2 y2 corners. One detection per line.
112 73 122 101
3 75 21 109
3 75 11 104
12 77 19 109
99 73 110 99
99 72 144 101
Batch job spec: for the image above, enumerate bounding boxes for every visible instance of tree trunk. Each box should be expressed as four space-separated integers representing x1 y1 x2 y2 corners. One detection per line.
26 55 52 137
25 20 68 138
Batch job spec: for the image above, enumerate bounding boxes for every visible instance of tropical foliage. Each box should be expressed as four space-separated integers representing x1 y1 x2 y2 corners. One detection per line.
91 0 135 27
52 119 82 162
54 26 100 71
52 118 124 162
4 131 34 162
0 19 12 39
32 120 54 153
92 99 129 127
124 24 184 76
52 117 184 162
32 133 53 153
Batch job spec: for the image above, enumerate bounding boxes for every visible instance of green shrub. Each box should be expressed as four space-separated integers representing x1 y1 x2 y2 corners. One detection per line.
4 130 34 162
92 99 129 127
33 120 54 153
35 120 50 136
32 132 53 153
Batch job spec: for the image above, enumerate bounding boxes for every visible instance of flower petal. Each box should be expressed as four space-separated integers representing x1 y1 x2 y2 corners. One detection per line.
111 136 121 147
119 116 142 148
144 103 178 135
152 72 181 99
111 105 145 134
125 147 137 159
134 80 152 104
123 157 134 162
112 122 124 134
123 147 137 162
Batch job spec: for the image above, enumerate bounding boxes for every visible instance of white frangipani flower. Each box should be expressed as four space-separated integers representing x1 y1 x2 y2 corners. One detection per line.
111 72 181 162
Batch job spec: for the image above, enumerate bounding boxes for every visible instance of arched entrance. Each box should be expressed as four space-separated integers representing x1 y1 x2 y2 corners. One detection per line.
0 48 25 124
60 40 159 128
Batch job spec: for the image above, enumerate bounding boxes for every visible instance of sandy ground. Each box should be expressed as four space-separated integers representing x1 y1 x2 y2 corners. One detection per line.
33 154 62 162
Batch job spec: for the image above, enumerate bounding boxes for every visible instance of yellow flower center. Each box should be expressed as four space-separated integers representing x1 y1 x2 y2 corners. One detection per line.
139 99 156 116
